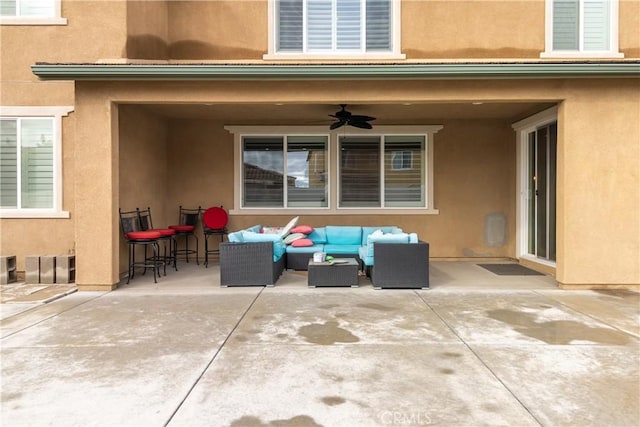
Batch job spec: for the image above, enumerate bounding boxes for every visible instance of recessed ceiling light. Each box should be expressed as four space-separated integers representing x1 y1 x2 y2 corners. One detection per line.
472 102 484 105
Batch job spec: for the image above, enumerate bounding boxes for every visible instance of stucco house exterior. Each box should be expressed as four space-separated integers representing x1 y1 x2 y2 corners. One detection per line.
1 0 638 291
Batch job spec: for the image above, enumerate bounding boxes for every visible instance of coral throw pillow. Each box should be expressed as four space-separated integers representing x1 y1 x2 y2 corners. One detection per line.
291 238 313 247
291 225 313 235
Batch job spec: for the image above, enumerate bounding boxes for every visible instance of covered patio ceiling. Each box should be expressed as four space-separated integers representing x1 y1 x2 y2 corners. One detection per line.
138 101 558 124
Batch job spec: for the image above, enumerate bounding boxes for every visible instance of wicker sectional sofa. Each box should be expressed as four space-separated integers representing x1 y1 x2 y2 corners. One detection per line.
219 224 429 288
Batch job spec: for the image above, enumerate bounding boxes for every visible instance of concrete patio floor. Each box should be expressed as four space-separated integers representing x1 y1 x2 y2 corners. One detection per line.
1 261 638 426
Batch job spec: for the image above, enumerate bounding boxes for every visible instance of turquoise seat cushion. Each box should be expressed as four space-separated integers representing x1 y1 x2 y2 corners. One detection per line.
241 231 285 261
325 226 362 245
285 244 325 254
361 226 403 245
324 244 361 255
365 232 410 257
358 246 374 266
308 227 327 244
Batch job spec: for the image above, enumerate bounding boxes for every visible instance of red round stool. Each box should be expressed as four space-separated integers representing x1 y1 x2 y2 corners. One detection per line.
202 206 229 267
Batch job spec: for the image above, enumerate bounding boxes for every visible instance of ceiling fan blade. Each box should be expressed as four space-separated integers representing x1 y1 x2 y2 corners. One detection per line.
350 115 376 122
330 120 346 130
349 121 373 129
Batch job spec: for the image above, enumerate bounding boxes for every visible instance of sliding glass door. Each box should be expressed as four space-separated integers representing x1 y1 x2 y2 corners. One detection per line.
526 122 557 262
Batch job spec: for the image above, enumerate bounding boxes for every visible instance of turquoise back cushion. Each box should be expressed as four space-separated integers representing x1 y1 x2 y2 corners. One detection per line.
308 227 327 244
241 231 285 261
365 232 410 257
227 231 244 243
326 226 362 245
361 226 403 245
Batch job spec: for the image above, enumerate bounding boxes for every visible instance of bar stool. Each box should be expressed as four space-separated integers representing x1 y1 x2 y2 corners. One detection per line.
202 206 229 267
119 208 163 284
137 207 177 273
169 206 201 265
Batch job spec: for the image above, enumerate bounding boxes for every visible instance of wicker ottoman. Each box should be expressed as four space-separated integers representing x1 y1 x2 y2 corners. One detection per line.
308 258 359 288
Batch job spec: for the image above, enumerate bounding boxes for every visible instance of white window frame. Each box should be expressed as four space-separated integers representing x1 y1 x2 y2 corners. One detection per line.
512 105 558 267
225 125 442 215
241 134 330 209
0 0 66 25
541 0 623 58
0 106 72 218
264 0 405 60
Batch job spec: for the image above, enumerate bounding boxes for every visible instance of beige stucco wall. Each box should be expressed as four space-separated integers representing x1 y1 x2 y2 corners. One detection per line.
556 80 640 287
118 105 169 274
117 0 640 61
0 0 130 272
126 0 169 59
402 1 544 59
620 0 640 57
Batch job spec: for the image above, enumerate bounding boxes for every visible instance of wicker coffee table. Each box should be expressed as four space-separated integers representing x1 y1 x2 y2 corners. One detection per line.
308 258 359 288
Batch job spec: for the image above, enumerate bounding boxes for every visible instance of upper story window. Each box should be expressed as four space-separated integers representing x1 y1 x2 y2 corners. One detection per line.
542 0 623 58
0 0 66 25
265 0 405 60
0 106 72 218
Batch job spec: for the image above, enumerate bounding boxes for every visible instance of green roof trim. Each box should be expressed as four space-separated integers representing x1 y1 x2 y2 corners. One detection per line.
31 62 640 81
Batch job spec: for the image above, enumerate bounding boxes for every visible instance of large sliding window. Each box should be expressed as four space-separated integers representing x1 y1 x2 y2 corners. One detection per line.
339 135 424 208
242 135 328 208
268 0 403 58
229 125 441 214
543 0 622 57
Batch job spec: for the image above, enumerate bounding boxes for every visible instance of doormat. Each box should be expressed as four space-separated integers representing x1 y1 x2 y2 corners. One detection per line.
477 264 544 276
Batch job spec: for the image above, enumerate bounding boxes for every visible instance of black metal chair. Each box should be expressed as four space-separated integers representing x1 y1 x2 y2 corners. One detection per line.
119 208 163 284
202 206 229 267
137 207 177 273
169 206 201 264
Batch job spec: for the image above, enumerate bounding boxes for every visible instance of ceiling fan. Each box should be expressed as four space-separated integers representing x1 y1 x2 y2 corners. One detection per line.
329 104 376 130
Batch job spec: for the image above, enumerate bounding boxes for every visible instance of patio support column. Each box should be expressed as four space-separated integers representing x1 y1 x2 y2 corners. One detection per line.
556 82 640 289
73 87 120 290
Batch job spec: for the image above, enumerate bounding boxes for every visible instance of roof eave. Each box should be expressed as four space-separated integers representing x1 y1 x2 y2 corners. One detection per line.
31 62 640 81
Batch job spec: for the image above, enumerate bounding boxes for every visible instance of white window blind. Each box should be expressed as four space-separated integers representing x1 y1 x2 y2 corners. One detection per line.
277 0 303 51
307 0 333 50
336 0 361 50
340 136 380 207
366 0 391 50
385 137 424 207
276 0 391 53
0 0 54 17
584 0 610 51
0 120 18 207
553 0 579 50
0 118 54 209
552 0 611 51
